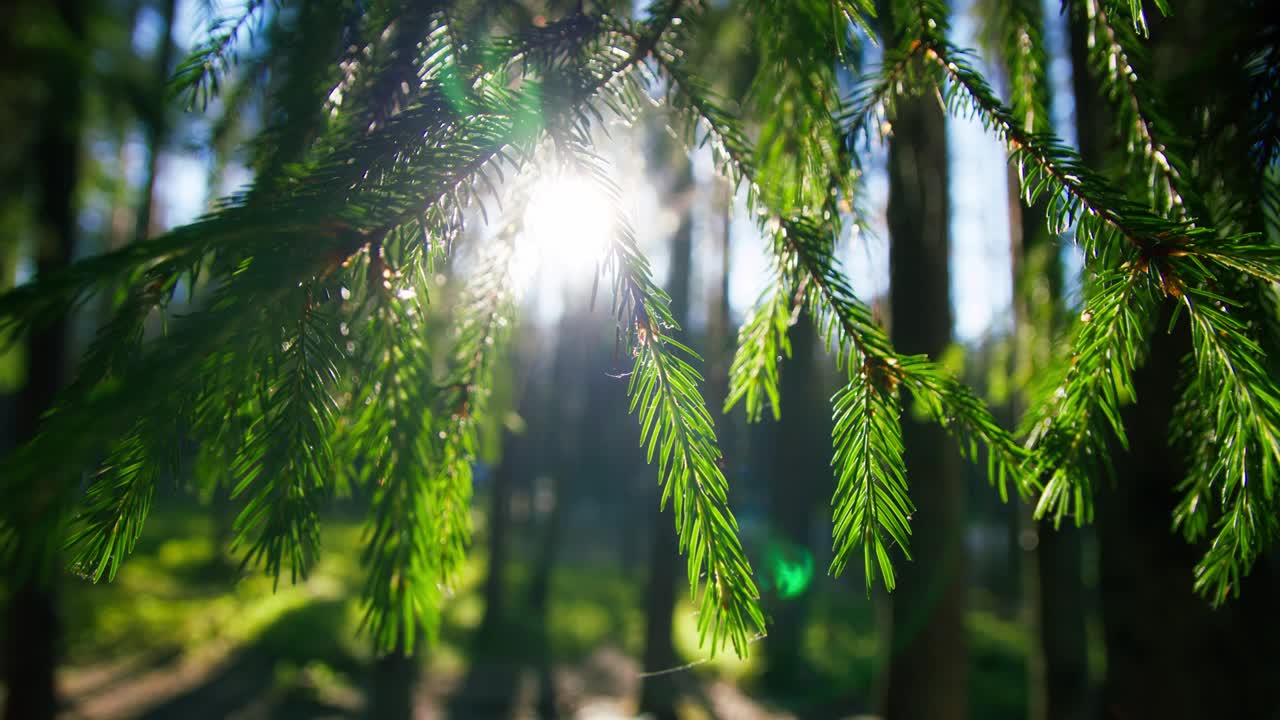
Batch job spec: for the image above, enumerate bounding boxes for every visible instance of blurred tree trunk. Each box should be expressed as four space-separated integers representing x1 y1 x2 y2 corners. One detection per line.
133 0 176 245
3 2 85 718
1009 182 1090 720
880 7 966 717
1030 524 1087 720
527 315 584 719
637 155 694 720
1004 119 1089 720
706 181 734 470
368 640 417 720
477 344 545 649
761 310 821 691
477 425 522 648
526 324 579 621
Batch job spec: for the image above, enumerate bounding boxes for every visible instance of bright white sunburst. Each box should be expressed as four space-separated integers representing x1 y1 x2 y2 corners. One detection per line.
512 173 616 295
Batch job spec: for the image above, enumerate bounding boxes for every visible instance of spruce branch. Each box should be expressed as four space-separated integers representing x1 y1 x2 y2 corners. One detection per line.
174 0 275 110
841 42 921 152
230 286 343 585
1074 0 1187 216
1022 267 1159 525
657 42 1026 587
831 360 912 591
0 7 672 343
980 0 1051 134
352 231 513 652
1175 281 1280 603
903 0 1280 570
1110 0 1171 38
570 144 763 656
723 276 797 422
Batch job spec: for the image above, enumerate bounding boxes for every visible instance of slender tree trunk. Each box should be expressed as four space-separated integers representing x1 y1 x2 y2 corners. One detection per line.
367 641 418 720
526 318 583 720
3 2 84 718
1030 524 1087 720
637 156 694 720
881 21 966 719
761 310 821 691
132 0 177 246
526 473 565 621
527 317 581 620
476 427 520 648
1006 143 1089 720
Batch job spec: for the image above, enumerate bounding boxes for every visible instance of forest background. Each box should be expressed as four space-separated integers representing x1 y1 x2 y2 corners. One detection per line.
1 0 1278 719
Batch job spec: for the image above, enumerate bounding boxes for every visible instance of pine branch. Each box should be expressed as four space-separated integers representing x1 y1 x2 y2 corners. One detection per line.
573 144 763 656
0 7 670 342
658 42 1026 586
344 266 442 652
1023 268 1158 524
745 0 860 213
3 3 688 602
831 361 912 591
1176 282 1280 602
352 231 513 651
174 0 275 110
1109 0 1171 38
723 276 797 422
927 41 1155 258
662 50 1023 487
231 286 343 585
980 0 1051 134
904 0 1280 562
841 44 918 153
1074 0 1187 216
64 427 171 583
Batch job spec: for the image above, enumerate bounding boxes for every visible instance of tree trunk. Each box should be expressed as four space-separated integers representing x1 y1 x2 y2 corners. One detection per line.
476 426 521 649
637 155 694 720
367 642 418 720
3 2 84 718
1005 126 1090 720
132 0 177 246
1031 524 1087 720
526 318 586 720
3 2 84 712
881 25 967 720
1095 317 1273 719
761 310 821 691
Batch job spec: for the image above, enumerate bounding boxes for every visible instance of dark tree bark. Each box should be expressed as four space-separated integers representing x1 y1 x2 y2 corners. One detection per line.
526 322 581 624
132 0 177 246
1005 123 1089 720
881 21 967 720
525 318 588 720
1031 524 1088 720
761 310 822 691
367 642 418 720
1093 312 1280 719
3 2 85 718
476 426 521 649
637 155 694 720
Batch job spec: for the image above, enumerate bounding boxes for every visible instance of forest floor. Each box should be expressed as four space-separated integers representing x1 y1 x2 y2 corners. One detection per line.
58 642 792 719
30 506 1025 719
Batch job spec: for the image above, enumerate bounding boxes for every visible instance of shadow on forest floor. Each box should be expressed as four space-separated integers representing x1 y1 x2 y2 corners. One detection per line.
37 509 1025 720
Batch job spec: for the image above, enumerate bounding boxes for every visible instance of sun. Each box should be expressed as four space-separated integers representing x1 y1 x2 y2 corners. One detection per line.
512 173 616 295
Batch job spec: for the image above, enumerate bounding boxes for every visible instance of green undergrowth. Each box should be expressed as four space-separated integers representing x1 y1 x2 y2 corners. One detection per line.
53 504 1030 717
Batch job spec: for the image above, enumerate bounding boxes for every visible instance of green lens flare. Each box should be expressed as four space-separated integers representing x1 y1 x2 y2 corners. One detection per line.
764 539 814 599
